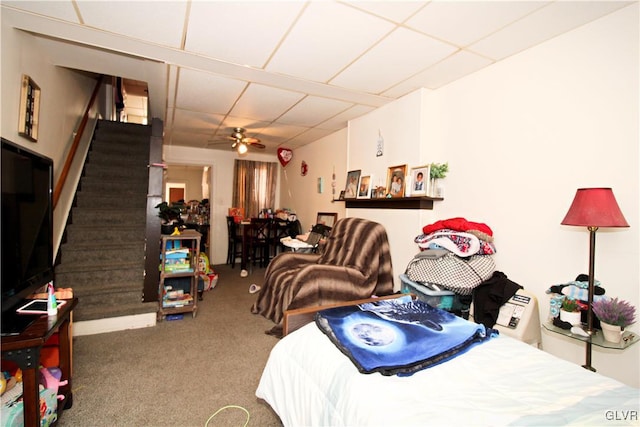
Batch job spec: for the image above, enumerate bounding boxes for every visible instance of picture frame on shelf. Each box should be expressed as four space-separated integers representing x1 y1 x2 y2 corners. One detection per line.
343 169 361 199
386 164 407 198
410 165 430 196
357 174 372 199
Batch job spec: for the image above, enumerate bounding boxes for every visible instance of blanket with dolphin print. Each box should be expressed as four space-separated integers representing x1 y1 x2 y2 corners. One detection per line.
315 296 497 376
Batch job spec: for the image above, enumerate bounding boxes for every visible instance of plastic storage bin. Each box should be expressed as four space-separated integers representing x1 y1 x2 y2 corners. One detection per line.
399 274 455 310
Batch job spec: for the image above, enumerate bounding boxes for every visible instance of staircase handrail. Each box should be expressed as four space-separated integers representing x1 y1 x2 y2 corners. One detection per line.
53 75 103 209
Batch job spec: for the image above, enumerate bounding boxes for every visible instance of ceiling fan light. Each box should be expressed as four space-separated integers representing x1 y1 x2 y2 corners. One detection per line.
237 142 248 154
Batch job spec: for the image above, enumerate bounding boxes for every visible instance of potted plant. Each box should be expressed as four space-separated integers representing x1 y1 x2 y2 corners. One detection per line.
592 297 636 343
429 162 449 198
156 202 183 234
560 298 582 326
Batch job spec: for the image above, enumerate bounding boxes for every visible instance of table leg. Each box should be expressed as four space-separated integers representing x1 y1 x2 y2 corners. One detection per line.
241 225 248 276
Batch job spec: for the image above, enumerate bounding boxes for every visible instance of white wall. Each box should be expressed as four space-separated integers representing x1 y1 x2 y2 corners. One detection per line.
278 129 347 232
282 4 639 387
423 4 638 386
163 145 280 265
1 21 101 254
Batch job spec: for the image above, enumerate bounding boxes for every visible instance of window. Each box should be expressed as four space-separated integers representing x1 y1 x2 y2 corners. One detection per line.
232 160 278 217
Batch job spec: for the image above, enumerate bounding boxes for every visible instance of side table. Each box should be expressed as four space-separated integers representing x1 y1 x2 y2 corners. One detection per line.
1 297 78 426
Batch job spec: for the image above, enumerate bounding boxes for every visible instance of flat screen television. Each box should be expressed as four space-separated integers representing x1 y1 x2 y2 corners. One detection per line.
1 137 55 335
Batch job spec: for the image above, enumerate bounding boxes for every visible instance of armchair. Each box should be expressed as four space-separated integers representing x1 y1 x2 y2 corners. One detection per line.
251 217 395 336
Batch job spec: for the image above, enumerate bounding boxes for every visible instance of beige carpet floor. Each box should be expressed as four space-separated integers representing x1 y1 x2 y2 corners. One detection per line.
57 263 283 427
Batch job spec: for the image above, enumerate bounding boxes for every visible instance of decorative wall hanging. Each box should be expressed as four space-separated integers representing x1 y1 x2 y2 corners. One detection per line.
300 160 308 176
376 129 384 157
277 147 293 167
18 75 41 141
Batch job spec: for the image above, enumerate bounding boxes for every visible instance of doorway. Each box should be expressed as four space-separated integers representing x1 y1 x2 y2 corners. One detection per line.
164 164 213 256
166 183 186 204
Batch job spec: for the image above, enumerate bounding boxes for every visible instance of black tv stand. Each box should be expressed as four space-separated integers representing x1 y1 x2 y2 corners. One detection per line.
0 304 39 336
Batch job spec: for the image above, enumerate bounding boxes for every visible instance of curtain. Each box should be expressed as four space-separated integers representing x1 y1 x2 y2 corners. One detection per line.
232 160 278 217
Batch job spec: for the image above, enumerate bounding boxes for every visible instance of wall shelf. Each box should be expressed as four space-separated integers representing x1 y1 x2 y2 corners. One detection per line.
334 196 443 210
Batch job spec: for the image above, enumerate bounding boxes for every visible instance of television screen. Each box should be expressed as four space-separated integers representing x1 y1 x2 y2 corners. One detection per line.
1 138 54 333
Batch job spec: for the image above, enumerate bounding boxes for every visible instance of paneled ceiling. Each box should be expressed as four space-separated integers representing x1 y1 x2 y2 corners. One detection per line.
2 1 632 154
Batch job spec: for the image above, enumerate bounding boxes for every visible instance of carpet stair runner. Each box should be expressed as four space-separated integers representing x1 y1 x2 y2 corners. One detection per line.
55 120 157 322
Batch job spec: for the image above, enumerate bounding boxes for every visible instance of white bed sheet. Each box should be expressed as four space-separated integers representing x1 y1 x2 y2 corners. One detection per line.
256 322 639 426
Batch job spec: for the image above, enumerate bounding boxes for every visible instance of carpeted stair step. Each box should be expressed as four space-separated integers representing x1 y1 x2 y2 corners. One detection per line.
72 292 157 322
75 192 147 209
55 262 144 286
58 241 145 266
79 176 148 195
70 208 146 227
63 224 145 244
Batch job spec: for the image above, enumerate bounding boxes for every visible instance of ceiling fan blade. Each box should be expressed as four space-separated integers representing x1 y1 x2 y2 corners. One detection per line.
248 142 265 149
242 136 261 144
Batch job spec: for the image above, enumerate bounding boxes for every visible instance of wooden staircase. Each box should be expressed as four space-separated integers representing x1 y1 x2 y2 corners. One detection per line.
55 120 157 330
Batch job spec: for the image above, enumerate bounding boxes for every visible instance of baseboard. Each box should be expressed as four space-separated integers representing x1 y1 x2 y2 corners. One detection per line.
73 312 156 336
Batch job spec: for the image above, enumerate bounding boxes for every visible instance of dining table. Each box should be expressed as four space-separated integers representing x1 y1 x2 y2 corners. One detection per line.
237 218 293 276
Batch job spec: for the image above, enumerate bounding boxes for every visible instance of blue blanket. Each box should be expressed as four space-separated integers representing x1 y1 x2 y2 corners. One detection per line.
315 296 497 376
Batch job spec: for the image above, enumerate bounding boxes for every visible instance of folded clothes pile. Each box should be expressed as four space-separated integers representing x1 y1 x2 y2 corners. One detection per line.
407 217 497 296
414 217 496 257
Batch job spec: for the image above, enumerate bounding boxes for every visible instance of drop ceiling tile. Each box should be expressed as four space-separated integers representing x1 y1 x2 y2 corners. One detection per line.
383 50 494 96
175 68 246 114
330 27 457 94
260 122 310 142
287 127 336 146
277 96 353 127
406 1 547 47
469 1 631 60
217 117 271 139
344 1 427 23
185 1 305 68
2 1 79 22
318 104 376 130
266 2 395 82
169 130 211 148
76 1 187 48
172 109 223 133
230 84 305 122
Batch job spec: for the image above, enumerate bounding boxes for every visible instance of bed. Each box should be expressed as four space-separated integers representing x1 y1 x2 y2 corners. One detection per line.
256 295 639 426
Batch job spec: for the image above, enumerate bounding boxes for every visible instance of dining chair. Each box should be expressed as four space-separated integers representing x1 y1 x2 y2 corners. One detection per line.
226 216 243 268
249 218 272 268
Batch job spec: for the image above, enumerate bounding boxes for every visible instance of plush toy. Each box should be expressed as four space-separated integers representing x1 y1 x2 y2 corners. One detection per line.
197 253 218 291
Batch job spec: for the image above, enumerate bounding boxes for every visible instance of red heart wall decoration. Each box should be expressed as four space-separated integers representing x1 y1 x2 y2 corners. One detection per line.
277 148 293 167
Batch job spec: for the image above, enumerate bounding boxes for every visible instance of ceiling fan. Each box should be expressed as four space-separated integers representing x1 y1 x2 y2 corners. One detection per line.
209 127 265 154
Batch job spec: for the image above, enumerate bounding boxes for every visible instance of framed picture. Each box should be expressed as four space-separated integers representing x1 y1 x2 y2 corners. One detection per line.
18 75 41 141
386 164 407 198
338 190 345 200
357 174 372 199
343 170 361 199
410 165 430 196
316 212 338 228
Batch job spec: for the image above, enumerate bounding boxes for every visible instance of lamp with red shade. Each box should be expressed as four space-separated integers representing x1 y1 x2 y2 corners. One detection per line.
561 187 629 371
